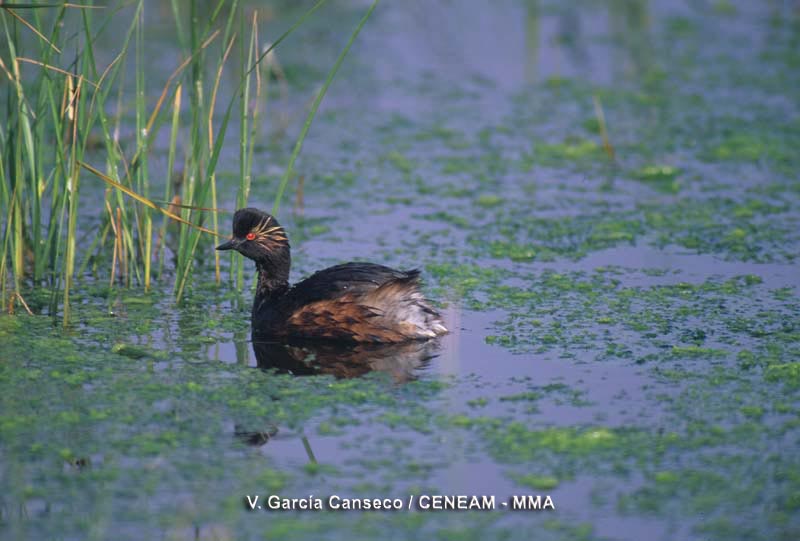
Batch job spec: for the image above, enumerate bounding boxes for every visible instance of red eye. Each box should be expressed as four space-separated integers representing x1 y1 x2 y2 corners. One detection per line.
245 232 256 241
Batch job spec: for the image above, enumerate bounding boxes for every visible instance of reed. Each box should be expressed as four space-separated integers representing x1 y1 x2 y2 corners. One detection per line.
272 0 380 216
592 94 616 161
0 0 378 323
235 9 262 292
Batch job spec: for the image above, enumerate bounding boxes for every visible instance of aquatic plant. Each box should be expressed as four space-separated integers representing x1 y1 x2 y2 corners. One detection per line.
0 0 378 324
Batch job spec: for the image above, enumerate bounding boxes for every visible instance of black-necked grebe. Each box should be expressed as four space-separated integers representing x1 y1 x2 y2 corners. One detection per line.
216 208 447 343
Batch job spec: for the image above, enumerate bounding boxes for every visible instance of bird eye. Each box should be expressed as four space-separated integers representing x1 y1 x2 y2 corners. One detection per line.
245 232 256 241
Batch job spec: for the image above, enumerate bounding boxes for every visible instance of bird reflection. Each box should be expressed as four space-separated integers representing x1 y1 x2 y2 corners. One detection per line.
234 339 440 447
234 424 278 447
251 338 440 382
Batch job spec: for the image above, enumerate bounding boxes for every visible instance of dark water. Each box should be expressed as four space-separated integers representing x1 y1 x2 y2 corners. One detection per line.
2 1 800 540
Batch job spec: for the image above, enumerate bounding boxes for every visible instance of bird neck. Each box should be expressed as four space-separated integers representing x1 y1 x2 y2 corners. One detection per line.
254 253 290 302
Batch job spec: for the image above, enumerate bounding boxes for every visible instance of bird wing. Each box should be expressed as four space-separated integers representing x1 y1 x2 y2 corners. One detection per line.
288 262 419 304
285 297 411 342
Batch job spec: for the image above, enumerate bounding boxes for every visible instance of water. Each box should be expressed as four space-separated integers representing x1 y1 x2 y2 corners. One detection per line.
2 1 799 540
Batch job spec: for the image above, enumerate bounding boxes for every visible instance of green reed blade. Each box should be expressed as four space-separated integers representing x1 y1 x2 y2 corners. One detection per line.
272 0 380 216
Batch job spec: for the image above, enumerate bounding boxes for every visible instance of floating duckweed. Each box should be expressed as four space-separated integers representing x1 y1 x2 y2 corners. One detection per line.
486 241 541 262
739 405 764 419
111 342 154 359
764 364 800 389
632 165 681 193
500 392 541 402
476 194 503 207
384 151 415 173
706 133 767 161
467 398 489 408
533 137 603 163
2 2 800 540
477 423 620 462
671 346 729 358
653 471 680 484
512 473 560 490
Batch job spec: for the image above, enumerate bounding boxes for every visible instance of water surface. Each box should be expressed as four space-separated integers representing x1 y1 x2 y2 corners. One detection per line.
2 1 799 540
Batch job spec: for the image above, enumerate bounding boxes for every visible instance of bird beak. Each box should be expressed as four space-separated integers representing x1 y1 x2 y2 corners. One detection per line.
216 238 239 251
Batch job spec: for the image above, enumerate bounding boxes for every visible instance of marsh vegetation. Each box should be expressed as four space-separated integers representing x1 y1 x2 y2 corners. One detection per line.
1 1 799 540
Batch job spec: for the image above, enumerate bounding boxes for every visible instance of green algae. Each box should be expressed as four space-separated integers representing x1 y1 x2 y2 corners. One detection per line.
476 194 503 208
765 364 800 389
500 391 542 402
475 423 621 463
631 165 681 193
3 1 800 541
445 195 798 264
4 261 799 541
512 473 560 490
384 151 415 174
704 133 789 164
414 180 795 263
670 346 729 359
111 342 165 360
526 137 606 167
433 267 799 364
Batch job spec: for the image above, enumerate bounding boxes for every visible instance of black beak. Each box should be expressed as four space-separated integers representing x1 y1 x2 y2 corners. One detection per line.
216 238 239 251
